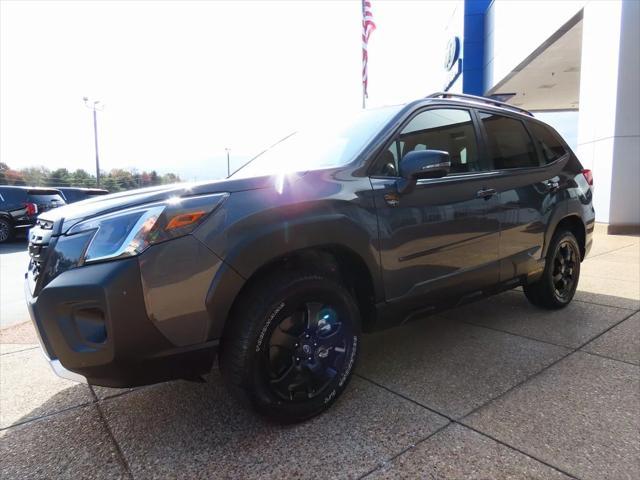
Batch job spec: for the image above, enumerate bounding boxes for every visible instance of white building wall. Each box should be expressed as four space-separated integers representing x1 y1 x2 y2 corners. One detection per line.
576 0 640 227
609 0 640 227
575 0 623 223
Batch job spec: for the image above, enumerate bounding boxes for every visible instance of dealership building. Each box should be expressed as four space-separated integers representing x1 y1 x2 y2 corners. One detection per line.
444 0 639 233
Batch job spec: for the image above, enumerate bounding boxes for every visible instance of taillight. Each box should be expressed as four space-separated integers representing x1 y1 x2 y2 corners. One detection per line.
25 202 38 216
582 169 593 186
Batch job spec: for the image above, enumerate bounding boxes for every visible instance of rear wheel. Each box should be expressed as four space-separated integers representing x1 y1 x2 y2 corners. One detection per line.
220 271 360 423
524 230 581 309
0 218 13 244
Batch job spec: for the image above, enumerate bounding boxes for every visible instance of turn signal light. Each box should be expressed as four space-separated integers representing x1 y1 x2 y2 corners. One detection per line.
165 211 206 230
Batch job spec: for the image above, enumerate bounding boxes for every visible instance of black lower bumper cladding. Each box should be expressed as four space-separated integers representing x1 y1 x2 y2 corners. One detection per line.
25 258 217 387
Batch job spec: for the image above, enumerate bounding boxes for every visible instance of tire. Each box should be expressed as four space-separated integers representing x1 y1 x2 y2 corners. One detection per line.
220 270 361 423
0 218 13 244
524 229 581 309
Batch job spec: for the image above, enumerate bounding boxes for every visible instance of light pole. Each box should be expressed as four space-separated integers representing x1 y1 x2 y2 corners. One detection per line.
225 148 231 178
83 97 104 187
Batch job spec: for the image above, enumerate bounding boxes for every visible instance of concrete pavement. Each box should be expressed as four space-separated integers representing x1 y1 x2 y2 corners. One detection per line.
1 227 638 479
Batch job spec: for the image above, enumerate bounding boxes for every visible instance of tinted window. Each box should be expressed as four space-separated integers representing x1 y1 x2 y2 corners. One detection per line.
379 108 480 175
528 121 567 164
0 188 26 206
60 189 82 202
479 112 538 169
28 191 65 206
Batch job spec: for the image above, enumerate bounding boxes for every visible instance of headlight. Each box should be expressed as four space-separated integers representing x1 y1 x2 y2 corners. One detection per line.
67 193 228 264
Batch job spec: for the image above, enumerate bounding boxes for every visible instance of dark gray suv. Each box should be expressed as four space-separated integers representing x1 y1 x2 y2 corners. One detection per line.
24 93 594 422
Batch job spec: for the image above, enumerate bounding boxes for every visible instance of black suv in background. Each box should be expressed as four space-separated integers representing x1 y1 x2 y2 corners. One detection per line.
25 93 594 422
56 187 109 204
0 186 66 243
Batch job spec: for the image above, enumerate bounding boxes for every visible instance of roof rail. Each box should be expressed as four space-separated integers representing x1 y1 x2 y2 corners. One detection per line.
426 92 534 117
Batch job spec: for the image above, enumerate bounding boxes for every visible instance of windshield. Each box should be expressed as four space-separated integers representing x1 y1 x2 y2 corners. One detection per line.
231 105 402 178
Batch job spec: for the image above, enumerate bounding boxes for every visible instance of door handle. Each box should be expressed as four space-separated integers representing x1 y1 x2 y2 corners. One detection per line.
476 188 496 199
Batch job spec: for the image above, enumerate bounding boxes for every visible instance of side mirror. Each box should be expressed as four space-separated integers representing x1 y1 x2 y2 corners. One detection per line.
397 149 451 194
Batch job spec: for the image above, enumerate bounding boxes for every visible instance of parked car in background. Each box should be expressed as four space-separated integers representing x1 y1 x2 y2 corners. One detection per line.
0 186 66 243
56 187 109 204
25 93 594 422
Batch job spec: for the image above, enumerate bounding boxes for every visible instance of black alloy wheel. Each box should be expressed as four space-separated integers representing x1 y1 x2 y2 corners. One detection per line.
524 229 581 309
266 301 350 402
221 271 360 422
551 240 578 301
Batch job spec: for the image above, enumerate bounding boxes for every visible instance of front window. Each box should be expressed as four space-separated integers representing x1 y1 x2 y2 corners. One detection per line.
231 105 402 178
389 108 480 175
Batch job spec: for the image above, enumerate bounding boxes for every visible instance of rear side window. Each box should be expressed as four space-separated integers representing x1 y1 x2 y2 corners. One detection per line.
479 112 539 169
528 121 567 164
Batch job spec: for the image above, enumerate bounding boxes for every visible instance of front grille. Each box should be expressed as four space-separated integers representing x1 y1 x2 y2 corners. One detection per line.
28 246 49 293
28 224 54 294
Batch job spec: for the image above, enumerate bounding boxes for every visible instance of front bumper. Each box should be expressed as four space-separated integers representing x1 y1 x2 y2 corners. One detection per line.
25 257 218 387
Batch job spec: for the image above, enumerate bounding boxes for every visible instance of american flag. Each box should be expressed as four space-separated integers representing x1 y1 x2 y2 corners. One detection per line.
361 0 376 104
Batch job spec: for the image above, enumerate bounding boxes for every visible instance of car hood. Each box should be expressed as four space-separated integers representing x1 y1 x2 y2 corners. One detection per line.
40 175 273 234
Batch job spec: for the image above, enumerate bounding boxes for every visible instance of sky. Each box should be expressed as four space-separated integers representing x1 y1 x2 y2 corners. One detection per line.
1 0 454 181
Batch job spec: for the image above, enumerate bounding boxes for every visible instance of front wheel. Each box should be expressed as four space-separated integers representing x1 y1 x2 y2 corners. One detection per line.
220 271 360 423
524 230 581 309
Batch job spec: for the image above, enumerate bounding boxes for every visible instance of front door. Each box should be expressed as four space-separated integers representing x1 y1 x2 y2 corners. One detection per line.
370 107 500 303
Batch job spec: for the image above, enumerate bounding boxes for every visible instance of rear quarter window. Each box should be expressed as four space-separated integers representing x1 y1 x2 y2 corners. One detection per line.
527 121 568 164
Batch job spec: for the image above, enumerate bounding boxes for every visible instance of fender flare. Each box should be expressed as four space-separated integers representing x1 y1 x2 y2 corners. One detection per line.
541 199 587 259
203 214 383 340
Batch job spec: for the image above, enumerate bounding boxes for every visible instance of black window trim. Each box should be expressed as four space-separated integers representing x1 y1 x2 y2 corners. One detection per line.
368 105 489 179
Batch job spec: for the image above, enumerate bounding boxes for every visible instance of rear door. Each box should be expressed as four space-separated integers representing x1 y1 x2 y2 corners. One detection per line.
370 107 501 303
476 111 565 281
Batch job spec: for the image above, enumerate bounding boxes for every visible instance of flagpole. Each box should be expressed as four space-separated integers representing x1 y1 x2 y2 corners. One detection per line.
361 0 366 109
361 1 376 109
